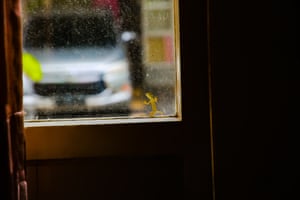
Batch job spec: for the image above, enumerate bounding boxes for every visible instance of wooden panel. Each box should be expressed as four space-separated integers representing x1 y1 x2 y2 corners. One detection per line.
25 122 182 160
26 165 38 200
26 156 183 200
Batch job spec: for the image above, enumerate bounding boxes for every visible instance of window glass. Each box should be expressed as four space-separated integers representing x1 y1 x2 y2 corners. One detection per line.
22 0 181 123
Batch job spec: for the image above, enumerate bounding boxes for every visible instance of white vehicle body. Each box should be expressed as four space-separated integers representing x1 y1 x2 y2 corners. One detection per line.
23 11 133 119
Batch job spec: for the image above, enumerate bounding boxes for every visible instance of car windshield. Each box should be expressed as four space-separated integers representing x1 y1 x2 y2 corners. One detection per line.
24 11 117 48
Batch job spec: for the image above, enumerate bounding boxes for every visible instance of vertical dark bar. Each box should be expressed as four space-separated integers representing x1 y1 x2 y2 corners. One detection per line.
0 0 13 199
0 0 26 199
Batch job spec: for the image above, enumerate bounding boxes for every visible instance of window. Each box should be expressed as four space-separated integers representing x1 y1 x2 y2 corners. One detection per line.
22 0 181 125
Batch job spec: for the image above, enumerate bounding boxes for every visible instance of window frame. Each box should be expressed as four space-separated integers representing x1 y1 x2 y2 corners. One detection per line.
23 0 182 126
21 0 182 160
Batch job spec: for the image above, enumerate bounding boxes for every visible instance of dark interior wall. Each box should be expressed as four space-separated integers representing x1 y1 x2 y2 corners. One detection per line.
210 0 290 199
178 0 213 199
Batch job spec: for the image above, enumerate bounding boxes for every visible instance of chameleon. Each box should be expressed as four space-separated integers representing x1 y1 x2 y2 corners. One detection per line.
144 92 163 117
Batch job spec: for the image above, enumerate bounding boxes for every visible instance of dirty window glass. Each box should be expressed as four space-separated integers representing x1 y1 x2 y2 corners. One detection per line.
22 0 180 123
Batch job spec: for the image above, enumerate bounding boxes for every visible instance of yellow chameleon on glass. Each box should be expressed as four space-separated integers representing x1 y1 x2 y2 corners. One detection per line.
144 92 163 117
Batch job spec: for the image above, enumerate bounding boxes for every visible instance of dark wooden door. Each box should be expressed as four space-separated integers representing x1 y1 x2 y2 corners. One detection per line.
1 1 213 200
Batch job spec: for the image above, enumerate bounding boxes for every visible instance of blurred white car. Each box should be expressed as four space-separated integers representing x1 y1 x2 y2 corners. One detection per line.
23 10 133 119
